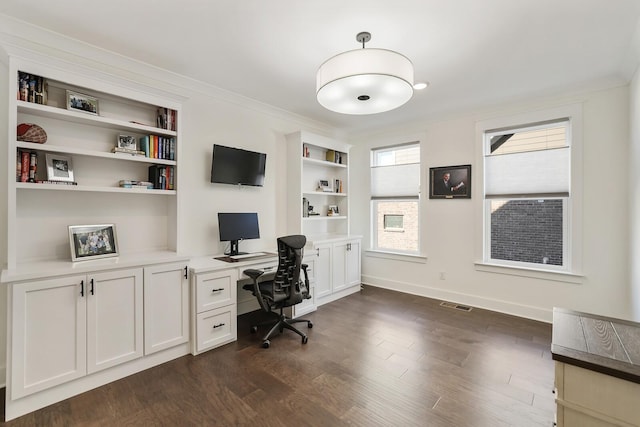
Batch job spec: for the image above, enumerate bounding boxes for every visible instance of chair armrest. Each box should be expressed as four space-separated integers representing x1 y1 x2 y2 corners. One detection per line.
301 263 310 282
243 269 265 281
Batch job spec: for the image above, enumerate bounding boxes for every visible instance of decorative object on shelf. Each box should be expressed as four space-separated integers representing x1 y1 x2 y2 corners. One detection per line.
45 153 75 183
429 164 471 199
66 90 99 115
68 224 119 262
17 72 47 104
318 179 333 192
316 31 414 115
17 123 47 143
303 197 309 217
325 150 344 164
328 205 339 216
117 135 138 151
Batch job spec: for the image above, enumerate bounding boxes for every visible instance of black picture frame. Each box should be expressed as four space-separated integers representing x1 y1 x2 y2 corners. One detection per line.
429 164 471 199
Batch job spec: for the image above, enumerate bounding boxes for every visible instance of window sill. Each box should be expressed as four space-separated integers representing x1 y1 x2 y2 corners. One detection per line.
365 250 427 264
474 262 583 283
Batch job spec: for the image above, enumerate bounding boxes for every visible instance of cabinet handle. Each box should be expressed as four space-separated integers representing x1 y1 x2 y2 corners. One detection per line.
184 266 188 279
347 243 351 251
80 280 84 297
212 323 225 329
211 288 225 293
316 248 320 256
90 279 95 295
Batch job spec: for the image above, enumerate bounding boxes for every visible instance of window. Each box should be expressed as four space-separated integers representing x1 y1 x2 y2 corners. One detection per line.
371 143 420 254
483 119 570 270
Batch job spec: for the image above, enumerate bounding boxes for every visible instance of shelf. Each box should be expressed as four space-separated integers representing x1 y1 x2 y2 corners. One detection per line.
17 141 176 166
15 182 176 195
304 216 347 221
302 157 347 168
17 101 177 137
303 191 347 197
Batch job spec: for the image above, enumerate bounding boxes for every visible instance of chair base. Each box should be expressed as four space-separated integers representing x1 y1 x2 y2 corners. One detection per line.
250 308 313 348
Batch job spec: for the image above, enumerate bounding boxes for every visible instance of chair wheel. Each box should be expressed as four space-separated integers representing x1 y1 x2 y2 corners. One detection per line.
302 335 308 344
307 321 313 329
262 340 270 348
250 326 258 334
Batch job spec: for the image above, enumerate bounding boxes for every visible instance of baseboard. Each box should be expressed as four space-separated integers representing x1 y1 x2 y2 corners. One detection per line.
361 274 552 323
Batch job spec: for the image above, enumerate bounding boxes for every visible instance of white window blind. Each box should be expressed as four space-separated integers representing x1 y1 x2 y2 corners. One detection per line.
484 146 570 198
371 163 420 198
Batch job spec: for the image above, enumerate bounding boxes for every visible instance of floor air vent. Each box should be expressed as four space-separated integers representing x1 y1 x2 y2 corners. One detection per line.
440 301 473 312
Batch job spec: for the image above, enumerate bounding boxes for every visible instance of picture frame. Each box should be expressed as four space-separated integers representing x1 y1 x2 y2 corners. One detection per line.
69 224 119 262
45 153 75 182
117 135 138 151
429 164 471 199
328 205 339 216
318 179 333 192
66 90 99 115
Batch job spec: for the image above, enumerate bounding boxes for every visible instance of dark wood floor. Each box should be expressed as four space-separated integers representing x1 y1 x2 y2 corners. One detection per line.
1 286 555 426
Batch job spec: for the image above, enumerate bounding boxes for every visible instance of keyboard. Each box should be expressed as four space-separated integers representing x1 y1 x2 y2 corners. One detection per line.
229 252 268 260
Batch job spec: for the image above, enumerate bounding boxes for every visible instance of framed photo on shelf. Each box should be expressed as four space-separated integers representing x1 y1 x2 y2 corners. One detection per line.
429 164 471 199
68 224 119 262
45 153 74 182
318 179 333 192
66 90 99 115
328 205 339 216
117 135 137 151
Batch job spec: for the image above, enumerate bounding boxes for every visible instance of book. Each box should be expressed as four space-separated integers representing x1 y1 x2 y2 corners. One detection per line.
139 135 150 157
29 152 37 182
112 147 145 156
36 180 78 185
20 151 29 182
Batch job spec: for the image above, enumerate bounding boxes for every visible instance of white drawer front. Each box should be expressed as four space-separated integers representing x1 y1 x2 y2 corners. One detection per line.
196 270 237 313
196 305 237 352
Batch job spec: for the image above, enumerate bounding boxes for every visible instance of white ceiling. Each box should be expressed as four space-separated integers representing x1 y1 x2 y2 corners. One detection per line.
1 1 640 135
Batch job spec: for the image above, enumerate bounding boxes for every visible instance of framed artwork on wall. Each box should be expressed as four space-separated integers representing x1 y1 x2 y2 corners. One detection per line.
429 164 471 199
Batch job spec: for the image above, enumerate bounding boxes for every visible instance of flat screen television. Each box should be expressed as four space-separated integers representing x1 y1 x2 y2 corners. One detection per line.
218 212 260 256
210 144 266 186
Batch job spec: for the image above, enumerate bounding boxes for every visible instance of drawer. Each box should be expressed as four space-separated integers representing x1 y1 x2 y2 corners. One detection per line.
196 305 237 352
195 269 237 313
561 363 640 425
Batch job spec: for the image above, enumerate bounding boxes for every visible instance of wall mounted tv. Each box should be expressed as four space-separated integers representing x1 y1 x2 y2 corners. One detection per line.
210 144 266 187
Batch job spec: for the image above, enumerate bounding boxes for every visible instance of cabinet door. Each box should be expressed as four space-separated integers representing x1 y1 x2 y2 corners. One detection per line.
314 244 332 298
144 263 189 355
332 242 349 292
10 275 87 399
86 268 143 374
345 239 361 287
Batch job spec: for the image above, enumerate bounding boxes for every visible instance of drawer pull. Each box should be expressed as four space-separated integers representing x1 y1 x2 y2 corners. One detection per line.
212 323 225 329
211 288 225 293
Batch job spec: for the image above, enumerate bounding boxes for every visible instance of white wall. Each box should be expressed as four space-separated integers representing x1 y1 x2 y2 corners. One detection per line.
630 67 640 321
350 86 631 322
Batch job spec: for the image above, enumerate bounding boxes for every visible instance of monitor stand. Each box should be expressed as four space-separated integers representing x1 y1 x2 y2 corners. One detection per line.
227 240 247 257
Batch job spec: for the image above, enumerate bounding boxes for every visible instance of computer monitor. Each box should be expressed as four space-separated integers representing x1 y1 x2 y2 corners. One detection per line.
218 212 260 256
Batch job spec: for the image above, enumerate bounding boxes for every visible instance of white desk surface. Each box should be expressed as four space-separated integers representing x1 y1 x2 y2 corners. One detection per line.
188 252 278 274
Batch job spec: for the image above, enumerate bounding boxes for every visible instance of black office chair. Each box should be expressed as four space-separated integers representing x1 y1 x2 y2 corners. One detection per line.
242 235 313 348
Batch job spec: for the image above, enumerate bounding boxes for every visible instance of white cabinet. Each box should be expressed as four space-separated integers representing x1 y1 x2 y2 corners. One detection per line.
10 268 143 400
312 237 362 306
191 268 238 355
144 263 189 355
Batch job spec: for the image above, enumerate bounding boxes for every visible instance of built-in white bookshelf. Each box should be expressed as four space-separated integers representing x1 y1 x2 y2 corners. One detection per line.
5 55 184 270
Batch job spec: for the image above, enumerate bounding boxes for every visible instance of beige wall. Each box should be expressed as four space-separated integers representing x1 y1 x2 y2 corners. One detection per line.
350 86 631 322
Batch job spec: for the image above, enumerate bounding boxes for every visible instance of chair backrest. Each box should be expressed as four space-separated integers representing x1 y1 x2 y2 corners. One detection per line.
275 235 306 305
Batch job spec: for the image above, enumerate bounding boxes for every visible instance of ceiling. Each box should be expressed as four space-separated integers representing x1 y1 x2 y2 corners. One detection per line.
1 1 640 135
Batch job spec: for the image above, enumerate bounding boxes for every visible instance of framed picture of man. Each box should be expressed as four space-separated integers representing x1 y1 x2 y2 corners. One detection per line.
429 164 471 199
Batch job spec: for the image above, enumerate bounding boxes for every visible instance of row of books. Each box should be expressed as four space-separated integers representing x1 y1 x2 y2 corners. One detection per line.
334 179 344 193
16 149 37 182
139 135 176 160
148 165 175 190
326 150 345 164
17 72 47 105
157 108 177 131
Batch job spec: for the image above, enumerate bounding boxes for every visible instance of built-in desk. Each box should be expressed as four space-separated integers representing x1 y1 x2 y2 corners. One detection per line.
551 307 640 426
188 252 317 355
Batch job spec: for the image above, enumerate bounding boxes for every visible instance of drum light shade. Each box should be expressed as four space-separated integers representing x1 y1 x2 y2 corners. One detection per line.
316 33 414 115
